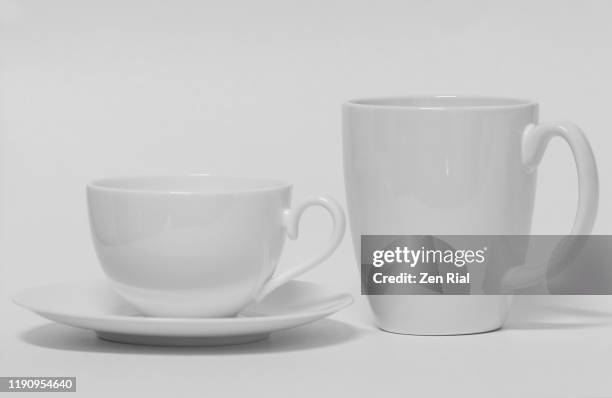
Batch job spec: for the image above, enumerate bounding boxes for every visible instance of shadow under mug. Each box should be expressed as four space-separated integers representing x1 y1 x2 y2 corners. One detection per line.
343 96 599 335
87 176 345 318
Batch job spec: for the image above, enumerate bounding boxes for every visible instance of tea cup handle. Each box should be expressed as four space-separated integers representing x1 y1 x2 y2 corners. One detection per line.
254 196 346 301
502 122 599 289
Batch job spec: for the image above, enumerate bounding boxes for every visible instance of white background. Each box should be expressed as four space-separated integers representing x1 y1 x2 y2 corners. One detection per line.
1 0 612 396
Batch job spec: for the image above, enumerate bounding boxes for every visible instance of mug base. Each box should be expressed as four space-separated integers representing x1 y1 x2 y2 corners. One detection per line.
368 295 511 336
377 324 503 336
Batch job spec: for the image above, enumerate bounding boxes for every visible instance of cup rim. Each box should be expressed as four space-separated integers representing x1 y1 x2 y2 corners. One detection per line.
87 175 292 195
344 95 537 110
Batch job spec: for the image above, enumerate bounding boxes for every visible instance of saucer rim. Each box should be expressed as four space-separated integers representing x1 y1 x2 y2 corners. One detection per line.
13 279 354 325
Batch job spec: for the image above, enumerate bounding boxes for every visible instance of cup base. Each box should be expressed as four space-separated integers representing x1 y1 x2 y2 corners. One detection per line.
110 282 248 318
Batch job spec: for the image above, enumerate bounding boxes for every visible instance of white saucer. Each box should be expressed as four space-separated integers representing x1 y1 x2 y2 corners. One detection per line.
14 280 353 346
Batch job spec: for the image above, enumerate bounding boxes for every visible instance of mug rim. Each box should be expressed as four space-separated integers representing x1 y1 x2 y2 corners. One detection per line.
344 95 537 110
87 175 292 195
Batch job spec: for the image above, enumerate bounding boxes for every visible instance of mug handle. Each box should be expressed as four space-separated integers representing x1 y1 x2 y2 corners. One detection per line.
254 195 346 301
502 122 599 289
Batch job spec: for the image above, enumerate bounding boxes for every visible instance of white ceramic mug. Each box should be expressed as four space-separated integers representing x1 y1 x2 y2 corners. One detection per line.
343 96 599 335
87 176 345 318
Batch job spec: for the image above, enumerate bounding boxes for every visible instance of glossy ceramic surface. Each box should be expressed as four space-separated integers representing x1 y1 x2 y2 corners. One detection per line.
87 176 345 318
13 279 353 346
343 96 598 335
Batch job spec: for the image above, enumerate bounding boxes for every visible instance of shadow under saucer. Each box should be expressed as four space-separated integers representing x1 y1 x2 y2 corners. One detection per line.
20 318 368 355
